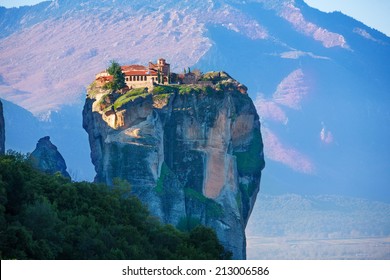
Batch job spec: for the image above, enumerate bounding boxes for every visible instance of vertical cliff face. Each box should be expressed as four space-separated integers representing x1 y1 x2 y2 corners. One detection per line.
0 100 5 155
83 72 265 259
30 136 71 179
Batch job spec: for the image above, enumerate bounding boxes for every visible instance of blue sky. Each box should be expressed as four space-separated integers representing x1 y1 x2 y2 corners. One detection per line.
0 0 43 8
0 0 389 36
305 0 390 36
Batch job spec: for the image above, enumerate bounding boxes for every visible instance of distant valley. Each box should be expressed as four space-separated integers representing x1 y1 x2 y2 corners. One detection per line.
246 194 390 259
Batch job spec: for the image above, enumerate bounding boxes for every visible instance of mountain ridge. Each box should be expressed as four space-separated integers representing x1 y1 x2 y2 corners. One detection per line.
2 0 387 114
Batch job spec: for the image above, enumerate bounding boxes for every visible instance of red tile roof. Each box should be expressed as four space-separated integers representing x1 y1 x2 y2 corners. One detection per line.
121 65 147 71
96 63 163 82
123 70 158 76
97 76 113 81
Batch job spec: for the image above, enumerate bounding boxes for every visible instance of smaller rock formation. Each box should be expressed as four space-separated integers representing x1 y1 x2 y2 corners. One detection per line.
0 100 5 155
30 136 71 179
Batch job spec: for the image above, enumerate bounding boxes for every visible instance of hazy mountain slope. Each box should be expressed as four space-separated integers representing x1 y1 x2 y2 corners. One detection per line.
0 0 266 114
1 99 94 180
0 0 356 115
1 98 45 152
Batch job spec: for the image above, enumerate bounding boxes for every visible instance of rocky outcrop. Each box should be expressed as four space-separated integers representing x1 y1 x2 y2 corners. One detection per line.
0 100 4 155
83 72 265 259
30 136 71 179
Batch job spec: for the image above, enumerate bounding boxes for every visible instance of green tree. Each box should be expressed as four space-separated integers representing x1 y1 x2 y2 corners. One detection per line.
112 177 132 196
189 226 232 259
105 60 126 91
157 69 161 84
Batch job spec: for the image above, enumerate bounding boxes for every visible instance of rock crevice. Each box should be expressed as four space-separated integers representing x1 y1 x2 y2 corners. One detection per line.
0 100 4 155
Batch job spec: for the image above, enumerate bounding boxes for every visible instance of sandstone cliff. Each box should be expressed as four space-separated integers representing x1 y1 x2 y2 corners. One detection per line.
83 72 265 259
0 100 4 154
30 136 71 179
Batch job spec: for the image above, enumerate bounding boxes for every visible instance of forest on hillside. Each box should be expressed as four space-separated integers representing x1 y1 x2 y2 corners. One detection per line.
0 153 231 260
